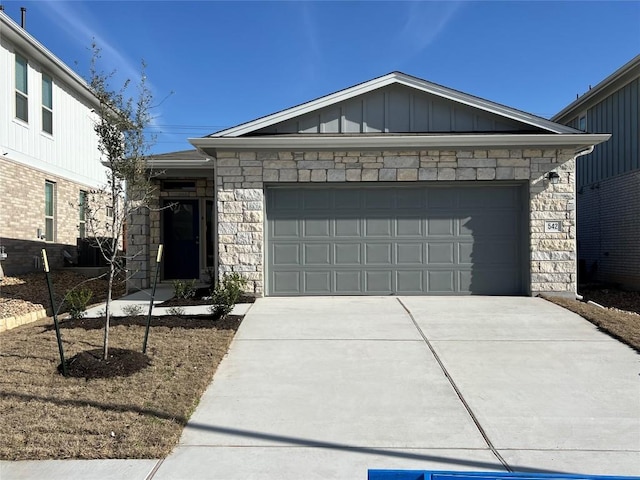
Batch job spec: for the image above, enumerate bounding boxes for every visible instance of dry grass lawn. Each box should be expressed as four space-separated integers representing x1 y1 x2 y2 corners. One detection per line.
543 295 640 352
0 314 241 460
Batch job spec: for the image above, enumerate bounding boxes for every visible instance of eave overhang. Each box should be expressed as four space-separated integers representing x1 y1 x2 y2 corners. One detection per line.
100 158 213 169
190 133 611 156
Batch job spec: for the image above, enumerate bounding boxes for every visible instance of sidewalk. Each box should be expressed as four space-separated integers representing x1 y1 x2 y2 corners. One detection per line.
83 284 252 318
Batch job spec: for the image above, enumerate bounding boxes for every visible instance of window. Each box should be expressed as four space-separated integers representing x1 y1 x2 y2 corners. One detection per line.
45 181 55 241
79 190 87 238
42 74 53 134
106 205 114 218
15 53 28 122
578 114 587 132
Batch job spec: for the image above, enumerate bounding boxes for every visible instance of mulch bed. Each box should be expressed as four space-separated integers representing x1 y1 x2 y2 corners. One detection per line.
63 348 150 379
159 293 257 308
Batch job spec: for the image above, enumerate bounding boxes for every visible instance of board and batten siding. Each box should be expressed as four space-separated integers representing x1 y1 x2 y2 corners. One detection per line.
570 77 640 188
252 85 540 135
0 35 106 188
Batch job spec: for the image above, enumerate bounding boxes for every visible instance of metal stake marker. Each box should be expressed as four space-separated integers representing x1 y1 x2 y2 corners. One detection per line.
42 249 67 376
142 244 163 354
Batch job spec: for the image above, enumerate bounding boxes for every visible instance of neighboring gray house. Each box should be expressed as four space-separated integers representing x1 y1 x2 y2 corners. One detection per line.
553 55 640 291
130 72 609 296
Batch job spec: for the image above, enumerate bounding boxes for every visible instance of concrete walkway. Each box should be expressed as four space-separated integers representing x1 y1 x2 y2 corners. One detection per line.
2 296 639 479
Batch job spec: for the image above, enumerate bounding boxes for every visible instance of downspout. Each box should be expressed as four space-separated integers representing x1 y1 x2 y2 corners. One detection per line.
573 145 595 301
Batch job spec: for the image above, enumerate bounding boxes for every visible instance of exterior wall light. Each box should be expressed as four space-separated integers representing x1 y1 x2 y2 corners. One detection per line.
546 171 560 184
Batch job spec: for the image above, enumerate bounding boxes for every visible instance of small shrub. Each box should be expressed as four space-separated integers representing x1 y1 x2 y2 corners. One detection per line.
167 306 185 316
121 304 144 316
209 273 248 319
65 287 93 320
172 279 196 299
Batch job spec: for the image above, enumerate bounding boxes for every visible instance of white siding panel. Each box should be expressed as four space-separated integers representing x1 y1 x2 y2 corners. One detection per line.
364 92 384 133
388 88 411 132
1 36 105 188
343 101 362 133
321 107 340 133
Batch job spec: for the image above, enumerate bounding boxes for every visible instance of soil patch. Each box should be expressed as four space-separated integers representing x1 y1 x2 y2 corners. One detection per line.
64 348 150 379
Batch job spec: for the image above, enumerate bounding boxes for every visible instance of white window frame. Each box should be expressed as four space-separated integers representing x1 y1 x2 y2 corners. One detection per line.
79 190 87 239
45 181 56 242
15 53 28 123
578 113 587 132
42 73 53 134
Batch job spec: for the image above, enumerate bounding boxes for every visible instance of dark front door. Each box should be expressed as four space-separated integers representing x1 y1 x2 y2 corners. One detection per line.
163 200 199 279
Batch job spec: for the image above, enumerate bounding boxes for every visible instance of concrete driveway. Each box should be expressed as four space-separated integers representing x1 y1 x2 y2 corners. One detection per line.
152 296 639 479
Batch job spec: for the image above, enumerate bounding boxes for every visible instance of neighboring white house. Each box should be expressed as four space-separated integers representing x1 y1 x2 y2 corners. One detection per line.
553 55 640 291
0 9 107 275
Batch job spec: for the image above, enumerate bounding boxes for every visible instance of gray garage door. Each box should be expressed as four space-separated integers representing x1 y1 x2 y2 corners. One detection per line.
266 184 527 296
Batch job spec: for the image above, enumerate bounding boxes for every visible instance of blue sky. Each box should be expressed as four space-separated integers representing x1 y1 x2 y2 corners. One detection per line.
5 1 640 153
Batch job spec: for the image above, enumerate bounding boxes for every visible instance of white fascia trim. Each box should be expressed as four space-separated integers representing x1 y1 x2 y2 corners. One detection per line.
190 134 610 153
211 72 579 137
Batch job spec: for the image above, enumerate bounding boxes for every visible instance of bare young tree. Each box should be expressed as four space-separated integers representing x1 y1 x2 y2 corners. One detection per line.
86 44 156 360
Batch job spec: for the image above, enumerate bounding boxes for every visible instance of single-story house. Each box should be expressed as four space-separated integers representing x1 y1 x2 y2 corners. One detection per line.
129 72 609 297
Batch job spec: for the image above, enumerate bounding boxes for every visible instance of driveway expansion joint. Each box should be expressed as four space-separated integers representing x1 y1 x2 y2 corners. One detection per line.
396 297 513 473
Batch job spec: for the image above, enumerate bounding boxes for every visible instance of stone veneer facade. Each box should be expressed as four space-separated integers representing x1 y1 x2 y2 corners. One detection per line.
215 148 577 296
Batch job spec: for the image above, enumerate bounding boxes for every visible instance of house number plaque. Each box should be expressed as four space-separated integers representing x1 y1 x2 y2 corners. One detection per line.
544 220 563 233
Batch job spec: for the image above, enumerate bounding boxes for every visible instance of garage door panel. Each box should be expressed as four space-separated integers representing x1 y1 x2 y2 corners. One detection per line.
397 189 425 209
472 241 519 265
304 271 331 293
427 189 456 209
397 243 424 264
335 243 361 265
427 243 455 264
396 270 425 293
335 218 360 237
304 218 331 237
397 217 423 236
304 244 331 265
273 271 301 294
303 189 331 210
428 218 454 235
467 268 522 295
334 189 361 209
428 270 456 292
272 218 299 237
365 189 394 209
365 243 392 265
273 244 300 265
267 185 526 295
271 189 301 210
365 218 393 236
365 270 393 293
335 271 362 293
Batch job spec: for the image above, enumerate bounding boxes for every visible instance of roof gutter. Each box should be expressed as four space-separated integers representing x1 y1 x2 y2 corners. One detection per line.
190 133 610 154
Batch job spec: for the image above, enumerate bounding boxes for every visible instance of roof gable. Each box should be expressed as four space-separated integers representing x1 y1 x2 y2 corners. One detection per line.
211 72 579 137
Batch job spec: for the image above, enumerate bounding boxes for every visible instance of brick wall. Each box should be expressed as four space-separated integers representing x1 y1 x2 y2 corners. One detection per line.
214 148 577 296
0 157 96 274
577 169 640 289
